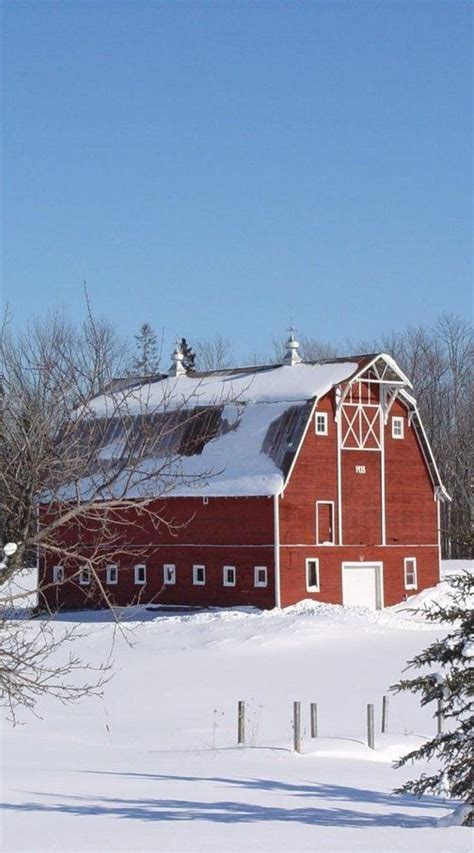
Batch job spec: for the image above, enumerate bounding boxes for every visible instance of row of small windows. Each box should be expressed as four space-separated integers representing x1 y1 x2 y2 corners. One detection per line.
53 559 418 593
52 564 268 589
314 411 405 439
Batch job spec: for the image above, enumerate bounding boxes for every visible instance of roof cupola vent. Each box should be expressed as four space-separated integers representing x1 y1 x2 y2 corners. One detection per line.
283 325 302 366
169 339 187 377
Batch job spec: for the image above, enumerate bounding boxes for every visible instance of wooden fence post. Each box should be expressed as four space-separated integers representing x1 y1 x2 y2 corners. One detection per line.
381 695 389 733
437 697 444 735
367 703 375 750
310 702 318 738
238 700 245 745
293 701 302 753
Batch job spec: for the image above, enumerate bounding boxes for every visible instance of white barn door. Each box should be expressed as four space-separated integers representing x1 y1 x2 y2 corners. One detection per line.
342 563 383 610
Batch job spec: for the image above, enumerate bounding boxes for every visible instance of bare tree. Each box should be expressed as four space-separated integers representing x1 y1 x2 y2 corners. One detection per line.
0 311 230 718
194 335 234 371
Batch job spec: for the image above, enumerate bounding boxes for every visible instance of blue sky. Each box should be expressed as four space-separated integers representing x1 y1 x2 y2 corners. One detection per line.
2 1 472 359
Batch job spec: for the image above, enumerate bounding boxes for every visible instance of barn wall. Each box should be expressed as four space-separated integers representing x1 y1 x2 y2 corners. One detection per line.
278 387 441 606
279 545 439 607
40 496 275 611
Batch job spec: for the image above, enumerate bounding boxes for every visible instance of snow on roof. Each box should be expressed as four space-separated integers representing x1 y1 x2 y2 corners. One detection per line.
80 361 359 498
89 360 360 417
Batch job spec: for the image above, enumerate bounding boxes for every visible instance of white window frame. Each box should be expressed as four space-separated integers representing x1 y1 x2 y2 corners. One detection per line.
106 565 118 585
316 500 335 545
193 564 206 585
254 566 268 588
223 565 236 587
134 564 146 585
53 565 64 584
163 564 176 585
404 557 417 590
392 416 404 439
79 567 91 586
315 411 328 435
306 558 320 592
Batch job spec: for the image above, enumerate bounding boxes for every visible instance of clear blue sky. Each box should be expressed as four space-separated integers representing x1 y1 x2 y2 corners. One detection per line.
2 1 472 359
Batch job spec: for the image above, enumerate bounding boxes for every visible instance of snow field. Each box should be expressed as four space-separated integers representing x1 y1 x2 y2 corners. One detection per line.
2 576 473 853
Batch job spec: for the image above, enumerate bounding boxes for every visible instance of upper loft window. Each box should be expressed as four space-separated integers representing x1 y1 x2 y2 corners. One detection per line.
392 416 404 439
315 412 328 435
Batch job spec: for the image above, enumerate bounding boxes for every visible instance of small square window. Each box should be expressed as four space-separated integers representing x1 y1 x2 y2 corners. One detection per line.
79 567 91 586
404 558 417 590
106 565 118 585
306 558 320 592
163 564 176 585
315 412 328 435
223 565 236 587
254 566 268 588
134 564 146 585
193 565 206 585
392 417 404 439
53 565 64 584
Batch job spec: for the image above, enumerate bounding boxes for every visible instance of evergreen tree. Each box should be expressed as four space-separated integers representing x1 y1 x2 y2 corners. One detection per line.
132 323 160 376
391 571 474 826
180 337 196 371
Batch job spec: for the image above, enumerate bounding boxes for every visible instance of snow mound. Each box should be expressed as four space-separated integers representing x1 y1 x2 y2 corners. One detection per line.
392 573 474 620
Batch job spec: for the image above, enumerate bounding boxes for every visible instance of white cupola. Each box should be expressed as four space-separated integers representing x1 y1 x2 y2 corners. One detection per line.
282 325 302 366
168 339 186 377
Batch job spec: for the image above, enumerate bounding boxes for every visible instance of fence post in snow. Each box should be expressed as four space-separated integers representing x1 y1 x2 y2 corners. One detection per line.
367 704 375 750
293 701 302 753
310 702 318 738
238 701 245 745
437 697 444 735
381 695 389 733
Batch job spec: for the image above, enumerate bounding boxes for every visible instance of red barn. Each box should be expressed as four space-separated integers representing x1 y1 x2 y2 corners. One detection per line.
40 334 448 612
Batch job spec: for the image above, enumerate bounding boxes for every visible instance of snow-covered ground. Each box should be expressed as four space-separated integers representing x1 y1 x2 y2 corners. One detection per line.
1 564 472 852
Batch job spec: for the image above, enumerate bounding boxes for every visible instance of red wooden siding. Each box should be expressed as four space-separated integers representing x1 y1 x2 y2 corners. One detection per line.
385 399 438 545
279 545 439 608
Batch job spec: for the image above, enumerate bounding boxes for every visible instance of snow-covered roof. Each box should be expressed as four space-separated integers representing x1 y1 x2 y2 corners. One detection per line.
80 360 360 498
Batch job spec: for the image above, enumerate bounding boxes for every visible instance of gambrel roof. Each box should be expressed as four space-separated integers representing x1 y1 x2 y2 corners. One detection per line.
77 354 447 499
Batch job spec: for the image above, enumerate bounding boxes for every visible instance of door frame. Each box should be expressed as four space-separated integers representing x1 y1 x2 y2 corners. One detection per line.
341 561 384 610
316 500 335 545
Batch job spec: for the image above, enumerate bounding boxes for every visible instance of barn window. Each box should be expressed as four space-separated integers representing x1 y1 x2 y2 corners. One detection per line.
404 558 417 590
223 565 236 587
53 565 64 583
316 501 335 545
106 565 118 585
254 566 268 588
79 567 91 586
315 412 328 435
163 564 176 585
134 564 146 585
392 416 404 439
193 565 206 585
306 558 320 592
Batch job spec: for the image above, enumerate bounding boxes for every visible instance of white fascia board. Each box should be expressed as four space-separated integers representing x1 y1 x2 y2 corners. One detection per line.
280 396 320 494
